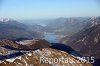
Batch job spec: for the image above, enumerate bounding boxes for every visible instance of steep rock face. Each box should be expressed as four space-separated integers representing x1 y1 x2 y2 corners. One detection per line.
60 17 100 59
0 48 92 66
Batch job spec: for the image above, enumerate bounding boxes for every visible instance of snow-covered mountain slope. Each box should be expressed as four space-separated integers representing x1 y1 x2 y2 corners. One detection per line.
0 48 92 66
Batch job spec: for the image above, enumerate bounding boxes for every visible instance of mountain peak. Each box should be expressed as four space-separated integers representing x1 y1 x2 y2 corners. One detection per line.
90 17 100 26
0 18 15 23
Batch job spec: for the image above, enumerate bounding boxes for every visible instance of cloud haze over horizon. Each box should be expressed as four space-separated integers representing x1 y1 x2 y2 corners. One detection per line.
0 0 100 19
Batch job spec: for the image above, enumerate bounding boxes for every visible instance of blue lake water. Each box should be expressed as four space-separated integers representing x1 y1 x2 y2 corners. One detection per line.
43 34 59 43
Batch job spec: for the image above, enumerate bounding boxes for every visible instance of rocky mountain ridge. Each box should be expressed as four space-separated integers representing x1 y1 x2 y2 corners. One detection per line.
0 48 92 66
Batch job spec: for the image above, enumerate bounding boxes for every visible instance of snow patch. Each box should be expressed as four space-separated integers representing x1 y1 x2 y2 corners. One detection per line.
28 53 32 56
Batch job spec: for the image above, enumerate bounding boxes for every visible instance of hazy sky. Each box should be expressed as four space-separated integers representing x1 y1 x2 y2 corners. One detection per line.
0 0 100 19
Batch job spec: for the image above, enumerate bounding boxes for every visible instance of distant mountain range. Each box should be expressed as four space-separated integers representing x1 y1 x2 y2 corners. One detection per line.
42 17 92 35
0 18 43 40
24 17 100 36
